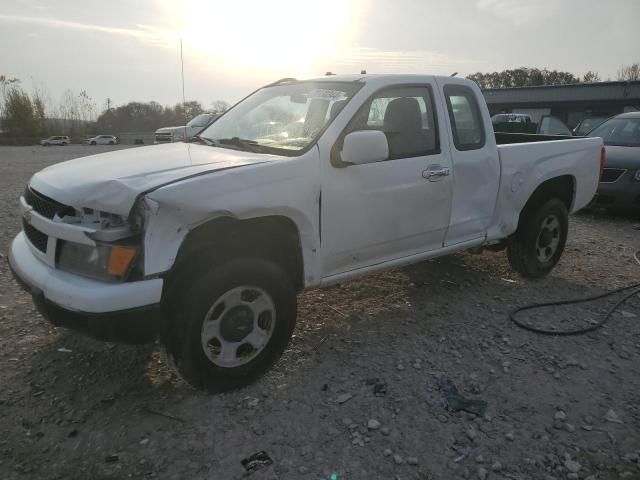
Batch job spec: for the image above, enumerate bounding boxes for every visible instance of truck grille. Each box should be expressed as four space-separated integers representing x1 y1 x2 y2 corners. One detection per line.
600 168 625 183
154 133 173 143
24 187 72 219
23 219 48 253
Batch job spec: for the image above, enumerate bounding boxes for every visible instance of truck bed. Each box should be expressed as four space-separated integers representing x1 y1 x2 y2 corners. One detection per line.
495 132 580 144
486 135 603 242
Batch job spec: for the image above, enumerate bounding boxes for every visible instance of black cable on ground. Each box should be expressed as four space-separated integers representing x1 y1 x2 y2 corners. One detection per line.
509 251 640 336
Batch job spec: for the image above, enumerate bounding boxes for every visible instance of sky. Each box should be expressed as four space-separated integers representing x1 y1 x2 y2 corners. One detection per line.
1 0 639 111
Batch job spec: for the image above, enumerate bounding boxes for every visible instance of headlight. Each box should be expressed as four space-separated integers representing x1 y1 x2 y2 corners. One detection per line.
634 170 640 182
57 241 138 282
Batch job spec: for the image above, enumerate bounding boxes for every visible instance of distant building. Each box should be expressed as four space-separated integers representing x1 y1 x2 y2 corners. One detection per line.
482 80 640 128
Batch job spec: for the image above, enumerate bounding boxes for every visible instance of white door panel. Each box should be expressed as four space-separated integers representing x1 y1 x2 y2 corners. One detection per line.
321 154 452 275
437 78 500 246
319 81 454 277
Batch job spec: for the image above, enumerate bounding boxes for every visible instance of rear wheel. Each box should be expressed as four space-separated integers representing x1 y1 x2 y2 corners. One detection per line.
507 198 568 278
161 258 297 392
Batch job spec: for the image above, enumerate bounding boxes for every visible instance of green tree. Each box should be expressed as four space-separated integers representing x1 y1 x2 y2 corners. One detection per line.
3 85 37 138
31 92 48 137
467 67 580 88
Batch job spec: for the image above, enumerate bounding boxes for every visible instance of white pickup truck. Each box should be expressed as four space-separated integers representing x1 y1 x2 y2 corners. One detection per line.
154 112 220 144
9 74 604 392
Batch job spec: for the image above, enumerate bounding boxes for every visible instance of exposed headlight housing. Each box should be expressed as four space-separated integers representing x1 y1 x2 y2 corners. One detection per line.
57 240 138 282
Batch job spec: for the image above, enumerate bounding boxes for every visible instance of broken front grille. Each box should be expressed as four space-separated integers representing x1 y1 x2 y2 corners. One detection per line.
600 168 625 183
24 187 72 219
23 218 48 253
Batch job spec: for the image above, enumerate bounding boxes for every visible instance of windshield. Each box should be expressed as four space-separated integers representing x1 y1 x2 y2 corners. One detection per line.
199 81 361 154
187 113 215 128
576 117 607 135
588 117 640 147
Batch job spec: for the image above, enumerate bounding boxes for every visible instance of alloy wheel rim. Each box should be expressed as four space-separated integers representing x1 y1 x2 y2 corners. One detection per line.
200 286 276 368
536 214 561 263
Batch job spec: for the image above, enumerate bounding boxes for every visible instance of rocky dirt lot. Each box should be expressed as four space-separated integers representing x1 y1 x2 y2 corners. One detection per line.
0 145 639 480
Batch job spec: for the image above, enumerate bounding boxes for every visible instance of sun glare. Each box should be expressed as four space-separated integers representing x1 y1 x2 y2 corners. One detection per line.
164 0 353 77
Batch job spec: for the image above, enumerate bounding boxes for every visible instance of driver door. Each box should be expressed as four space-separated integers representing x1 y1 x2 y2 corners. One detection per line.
319 83 453 278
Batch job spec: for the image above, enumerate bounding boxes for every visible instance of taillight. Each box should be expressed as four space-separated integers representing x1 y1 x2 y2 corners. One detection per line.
599 147 606 180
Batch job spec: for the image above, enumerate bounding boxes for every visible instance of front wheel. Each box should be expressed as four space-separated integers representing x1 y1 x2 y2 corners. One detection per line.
161 258 297 392
507 198 568 279
61 142 67 146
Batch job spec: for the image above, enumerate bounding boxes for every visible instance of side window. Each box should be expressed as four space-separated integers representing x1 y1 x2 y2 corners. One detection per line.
347 86 439 159
444 85 485 151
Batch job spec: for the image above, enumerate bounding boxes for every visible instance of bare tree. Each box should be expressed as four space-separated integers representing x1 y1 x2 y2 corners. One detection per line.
617 62 640 81
211 100 230 113
582 71 601 83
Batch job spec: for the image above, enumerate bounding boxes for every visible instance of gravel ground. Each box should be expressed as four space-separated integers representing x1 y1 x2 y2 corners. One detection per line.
0 145 639 480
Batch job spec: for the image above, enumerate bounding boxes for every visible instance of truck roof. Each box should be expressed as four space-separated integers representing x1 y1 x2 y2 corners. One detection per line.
284 74 469 84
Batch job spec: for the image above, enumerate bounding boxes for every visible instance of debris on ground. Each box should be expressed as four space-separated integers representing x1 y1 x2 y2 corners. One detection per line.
241 451 273 474
437 377 488 417
373 382 387 397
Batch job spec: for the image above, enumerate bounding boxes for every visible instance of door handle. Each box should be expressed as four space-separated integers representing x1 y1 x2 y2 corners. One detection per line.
422 165 450 181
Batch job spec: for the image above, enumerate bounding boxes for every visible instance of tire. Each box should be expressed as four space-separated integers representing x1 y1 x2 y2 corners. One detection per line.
507 198 568 279
91 141 96 146
161 258 297 392
108 141 114 145
61 142 67 146
43 143 50 147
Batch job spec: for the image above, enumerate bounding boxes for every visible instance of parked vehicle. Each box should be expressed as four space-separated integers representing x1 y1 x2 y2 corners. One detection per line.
87 135 118 145
587 112 640 210
154 112 220 144
9 75 603 392
40 136 70 146
491 113 536 134
573 116 608 136
536 115 572 136
491 113 533 124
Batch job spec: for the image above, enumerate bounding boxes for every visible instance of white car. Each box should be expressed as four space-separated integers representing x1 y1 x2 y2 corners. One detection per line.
154 113 220 144
40 136 70 146
87 135 117 146
10 74 603 392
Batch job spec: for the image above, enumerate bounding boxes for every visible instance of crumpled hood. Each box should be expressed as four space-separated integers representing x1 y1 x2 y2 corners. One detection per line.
29 143 280 216
603 145 640 169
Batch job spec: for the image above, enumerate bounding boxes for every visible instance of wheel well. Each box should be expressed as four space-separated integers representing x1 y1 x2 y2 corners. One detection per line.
522 175 575 220
166 215 305 293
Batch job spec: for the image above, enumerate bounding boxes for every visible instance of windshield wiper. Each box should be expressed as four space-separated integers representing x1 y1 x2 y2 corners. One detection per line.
187 134 211 145
216 137 261 150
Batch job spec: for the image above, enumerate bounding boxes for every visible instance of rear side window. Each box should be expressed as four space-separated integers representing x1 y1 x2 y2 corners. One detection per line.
444 85 485 151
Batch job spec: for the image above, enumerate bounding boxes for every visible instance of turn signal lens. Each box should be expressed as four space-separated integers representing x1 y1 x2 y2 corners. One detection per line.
108 246 137 276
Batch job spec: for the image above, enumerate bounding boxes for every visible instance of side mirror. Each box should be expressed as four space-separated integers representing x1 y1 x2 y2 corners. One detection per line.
341 130 389 165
